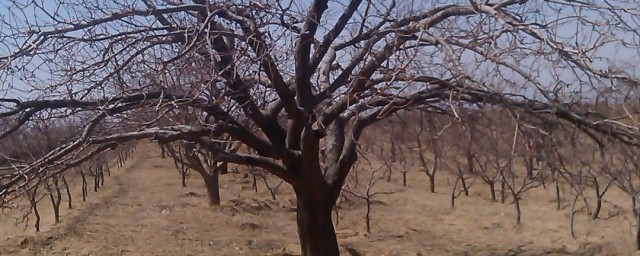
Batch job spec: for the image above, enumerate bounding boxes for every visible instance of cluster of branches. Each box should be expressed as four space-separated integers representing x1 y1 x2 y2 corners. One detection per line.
357 99 640 249
0 121 136 232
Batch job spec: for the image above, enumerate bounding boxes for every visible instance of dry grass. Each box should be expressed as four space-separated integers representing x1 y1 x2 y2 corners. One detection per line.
1 144 638 256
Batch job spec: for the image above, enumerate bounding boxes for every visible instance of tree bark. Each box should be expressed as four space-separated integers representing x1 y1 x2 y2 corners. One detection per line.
512 191 521 225
500 179 506 204
460 174 469 196
365 197 372 233
296 194 340 256
61 176 72 209
181 168 188 187
52 178 62 223
633 196 640 250
592 196 602 220
199 170 221 206
555 178 562 210
402 171 407 187
81 171 88 202
570 193 579 238
487 181 496 202
427 173 436 193
26 183 41 232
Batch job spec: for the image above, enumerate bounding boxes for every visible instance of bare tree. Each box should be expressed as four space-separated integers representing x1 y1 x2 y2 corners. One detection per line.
587 154 613 220
603 144 640 250
259 170 285 200
343 162 390 234
164 137 240 206
2 1 640 255
406 112 448 193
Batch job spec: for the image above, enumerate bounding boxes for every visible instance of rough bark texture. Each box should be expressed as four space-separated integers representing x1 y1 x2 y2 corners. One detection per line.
296 192 340 256
200 170 221 206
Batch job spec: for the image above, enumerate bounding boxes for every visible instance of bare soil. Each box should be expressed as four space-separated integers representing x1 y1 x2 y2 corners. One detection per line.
1 144 638 255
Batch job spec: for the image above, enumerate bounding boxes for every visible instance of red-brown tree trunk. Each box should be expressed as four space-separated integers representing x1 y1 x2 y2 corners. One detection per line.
295 193 340 256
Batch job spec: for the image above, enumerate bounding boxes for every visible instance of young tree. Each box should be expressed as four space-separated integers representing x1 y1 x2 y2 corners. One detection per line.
163 136 240 206
2 1 640 255
408 112 448 193
343 162 390 234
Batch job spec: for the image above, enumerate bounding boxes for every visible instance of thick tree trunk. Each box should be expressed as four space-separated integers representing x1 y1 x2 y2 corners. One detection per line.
200 170 221 206
296 195 340 256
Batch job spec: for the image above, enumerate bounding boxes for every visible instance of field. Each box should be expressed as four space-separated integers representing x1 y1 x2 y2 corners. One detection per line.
1 144 638 256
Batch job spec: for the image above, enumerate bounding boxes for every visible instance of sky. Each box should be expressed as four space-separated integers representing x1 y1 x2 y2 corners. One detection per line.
0 0 638 104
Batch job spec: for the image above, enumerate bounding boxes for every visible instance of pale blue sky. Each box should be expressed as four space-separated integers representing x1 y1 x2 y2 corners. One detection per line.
0 0 638 104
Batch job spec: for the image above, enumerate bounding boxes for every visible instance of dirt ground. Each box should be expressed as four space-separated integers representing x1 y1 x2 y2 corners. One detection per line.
1 144 639 256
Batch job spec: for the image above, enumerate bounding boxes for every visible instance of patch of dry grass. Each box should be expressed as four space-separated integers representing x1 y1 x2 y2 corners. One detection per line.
1 145 637 255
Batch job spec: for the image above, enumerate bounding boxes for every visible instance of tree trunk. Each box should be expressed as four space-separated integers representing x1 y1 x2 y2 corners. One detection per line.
461 176 469 196
252 174 258 192
181 168 188 187
93 168 100 192
105 162 111 176
451 177 460 208
200 170 221 206
296 195 340 256
401 171 407 187
99 167 105 187
591 177 609 220
512 191 521 225
427 173 435 193
555 179 561 210
525 158 534 179
487 181 496 202
500 179 506 204
636 212 640 251
636 211 640 251
365 197 372 233
26 183 41 232
633 196 640 250
61 176 72 209
52 178 62 223
570 193 579 238
81 171 87 202
592 196 602 220
386 165 392 182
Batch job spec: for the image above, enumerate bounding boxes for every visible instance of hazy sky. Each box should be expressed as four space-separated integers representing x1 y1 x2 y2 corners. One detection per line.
0 0 638 103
